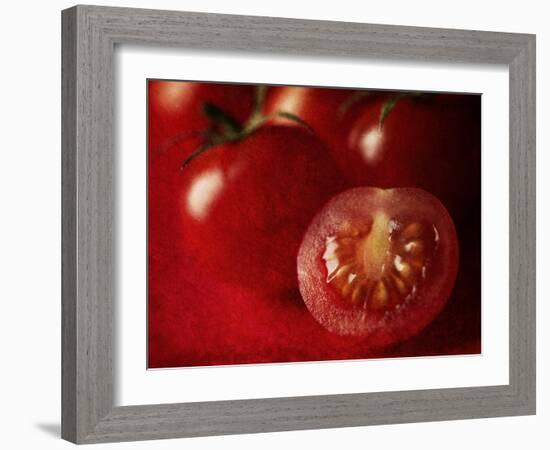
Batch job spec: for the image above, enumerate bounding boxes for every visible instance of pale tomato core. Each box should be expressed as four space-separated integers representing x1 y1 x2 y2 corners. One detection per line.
322 214 439 312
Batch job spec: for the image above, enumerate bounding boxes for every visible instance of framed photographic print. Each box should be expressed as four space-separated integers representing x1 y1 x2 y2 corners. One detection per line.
62 4 536 444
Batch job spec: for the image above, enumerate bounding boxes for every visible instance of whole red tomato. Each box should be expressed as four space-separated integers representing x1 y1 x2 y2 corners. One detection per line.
177 124 344 294
148 80 255 157
340 93 481 223
297 187 459 347
266 88 481 224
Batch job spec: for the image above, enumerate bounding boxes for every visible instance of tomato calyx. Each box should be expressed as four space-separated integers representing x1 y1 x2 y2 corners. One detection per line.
181 85 314 168
379 92 434 126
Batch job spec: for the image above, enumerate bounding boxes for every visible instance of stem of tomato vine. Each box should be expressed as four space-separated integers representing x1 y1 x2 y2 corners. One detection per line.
180 84 314 169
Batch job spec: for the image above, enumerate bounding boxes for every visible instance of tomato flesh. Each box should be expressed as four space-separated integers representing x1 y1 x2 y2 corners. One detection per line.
297 187 459 346
323 216 439 311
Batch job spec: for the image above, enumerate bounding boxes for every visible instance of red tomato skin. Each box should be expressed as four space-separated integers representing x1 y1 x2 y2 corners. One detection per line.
265 86 393 151
265 86 351 124
297 187 459 348
176 125 345 294
148 80 255 157
264 86 362 148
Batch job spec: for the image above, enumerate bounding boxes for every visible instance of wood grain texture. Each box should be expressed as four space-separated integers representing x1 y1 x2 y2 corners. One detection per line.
61 7 77 443
61 4 536 444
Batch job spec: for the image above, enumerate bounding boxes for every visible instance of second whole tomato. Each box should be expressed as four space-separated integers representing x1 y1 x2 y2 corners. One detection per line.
335 93 481 223
266 88 481 224
264 86 355 140
177 124 344 295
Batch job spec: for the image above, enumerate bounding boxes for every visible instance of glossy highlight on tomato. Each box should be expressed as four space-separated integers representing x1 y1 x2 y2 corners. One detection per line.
297 187 459 347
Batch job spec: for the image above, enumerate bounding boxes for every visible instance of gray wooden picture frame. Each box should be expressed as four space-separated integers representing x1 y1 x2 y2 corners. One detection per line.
61 4 536 444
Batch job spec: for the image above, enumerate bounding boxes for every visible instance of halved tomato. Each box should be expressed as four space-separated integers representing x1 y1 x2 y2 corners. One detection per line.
297 187 459 347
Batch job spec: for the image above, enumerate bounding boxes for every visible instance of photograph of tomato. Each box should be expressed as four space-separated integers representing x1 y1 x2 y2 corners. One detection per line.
148 80 481 368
